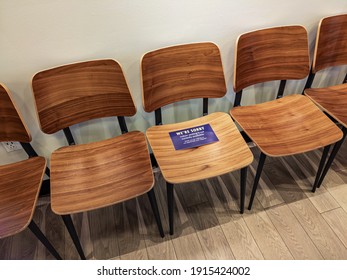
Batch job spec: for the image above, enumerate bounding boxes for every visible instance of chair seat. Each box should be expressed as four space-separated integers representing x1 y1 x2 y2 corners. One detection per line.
305 83 347 128
50 131 154 215
0 157 46 238
230 94 343 157
146 112 253 184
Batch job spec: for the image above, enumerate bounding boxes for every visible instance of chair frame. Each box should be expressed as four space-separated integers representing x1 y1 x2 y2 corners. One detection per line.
142 42 251 235
0 83 61 259
58 118 164 260
31 59 164 260
235 90 334 207
154 100 249 235
231 25 341 209
302 14 347 190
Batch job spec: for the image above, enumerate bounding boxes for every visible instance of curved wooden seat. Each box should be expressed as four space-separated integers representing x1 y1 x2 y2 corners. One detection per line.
231 94 343 157
305 84 347 128
146 112 253 184
51 131 154 215
0 157 46 238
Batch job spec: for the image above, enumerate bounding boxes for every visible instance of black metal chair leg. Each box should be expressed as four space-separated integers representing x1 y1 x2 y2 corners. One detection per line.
248 152 267 210
39 179 50 196
45 166 50 177
167 182 174 235
147 188 165 238
240 167 248 214
150 153 158 168
62 214 86 260
28 220 62 260
316 128 347 189
312 144 331 193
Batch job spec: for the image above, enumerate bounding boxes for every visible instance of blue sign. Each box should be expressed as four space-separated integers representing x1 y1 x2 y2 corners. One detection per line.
169 124 219 150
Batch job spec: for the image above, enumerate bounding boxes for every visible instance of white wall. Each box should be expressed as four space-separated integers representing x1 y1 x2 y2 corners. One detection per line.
1 0 347 164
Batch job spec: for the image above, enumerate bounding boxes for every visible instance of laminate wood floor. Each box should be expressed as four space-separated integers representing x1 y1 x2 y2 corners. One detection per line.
1 141 347 260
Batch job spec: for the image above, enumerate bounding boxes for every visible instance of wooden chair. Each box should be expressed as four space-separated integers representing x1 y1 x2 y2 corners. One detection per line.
304 14 347 190
230 26 343 210
0 83 61 259
142 42 254 235
31 59 164 260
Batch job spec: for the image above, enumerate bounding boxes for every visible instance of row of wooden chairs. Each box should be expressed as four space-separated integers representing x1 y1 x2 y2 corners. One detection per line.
1 14 346 260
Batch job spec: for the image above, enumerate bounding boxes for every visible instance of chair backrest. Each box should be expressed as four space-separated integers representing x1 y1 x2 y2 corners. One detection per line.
234 25 310 93
141 42 227 112
0 83 31 143
312 14 347 73
32 59 136 134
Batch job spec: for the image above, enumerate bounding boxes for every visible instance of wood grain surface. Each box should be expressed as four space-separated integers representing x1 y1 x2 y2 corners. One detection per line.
146 112 253 184
0 83 31 142
305 83 347 128
243 211 294 259
141 42 226 112
278 153 340 213
289 199 347 259
32 59 136 134
0 157 46 238
312 14 347 73
266 205 323 259
188 202 235 259
234 25 309 92
50 131 154 215
88 206 119 260
221 217 264 260
263 157 307 204
322 208 347 248
3 140 347 260
329 185 347 212
230 94 343 156
113 200 148 260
